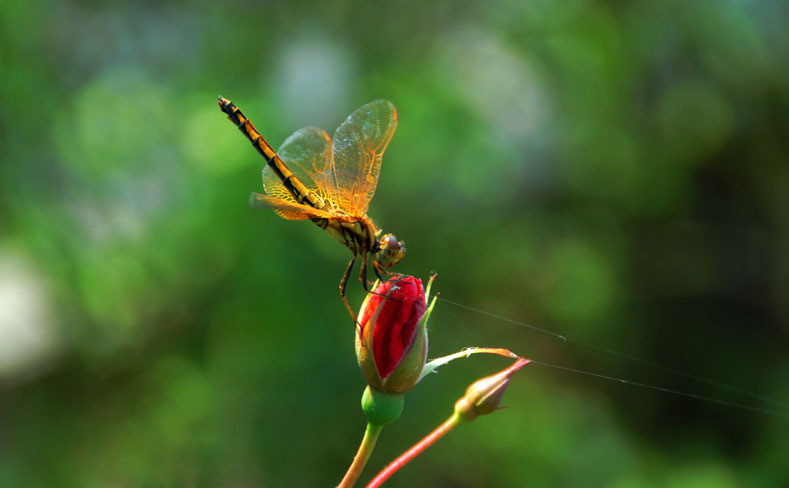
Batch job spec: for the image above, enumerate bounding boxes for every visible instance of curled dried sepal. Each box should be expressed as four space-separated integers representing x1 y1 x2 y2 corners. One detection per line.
453 358 531 423
419 347 519 382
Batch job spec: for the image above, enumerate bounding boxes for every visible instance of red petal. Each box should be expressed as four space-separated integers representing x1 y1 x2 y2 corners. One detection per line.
372 278 426 379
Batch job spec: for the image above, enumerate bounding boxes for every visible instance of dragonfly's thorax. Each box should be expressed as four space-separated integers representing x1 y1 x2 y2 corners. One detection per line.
317 214 378 256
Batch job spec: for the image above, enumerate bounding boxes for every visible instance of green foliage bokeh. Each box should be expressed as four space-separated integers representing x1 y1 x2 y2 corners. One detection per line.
1 0 788 486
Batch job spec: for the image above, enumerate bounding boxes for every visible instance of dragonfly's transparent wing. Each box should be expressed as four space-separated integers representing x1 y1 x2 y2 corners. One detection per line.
250 192 335 221
332 100 398 215
262 127 339 207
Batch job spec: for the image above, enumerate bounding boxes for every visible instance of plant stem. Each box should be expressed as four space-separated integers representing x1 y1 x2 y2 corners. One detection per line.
338 422 385 488
365 413 461 488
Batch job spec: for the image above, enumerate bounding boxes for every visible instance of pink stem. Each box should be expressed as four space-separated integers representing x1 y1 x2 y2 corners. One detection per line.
365 414 460 488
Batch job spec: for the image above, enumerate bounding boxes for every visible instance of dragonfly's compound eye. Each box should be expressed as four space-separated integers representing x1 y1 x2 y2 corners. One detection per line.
376 233 405 268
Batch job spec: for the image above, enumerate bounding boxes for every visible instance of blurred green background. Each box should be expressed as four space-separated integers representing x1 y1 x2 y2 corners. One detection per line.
2 0 788 486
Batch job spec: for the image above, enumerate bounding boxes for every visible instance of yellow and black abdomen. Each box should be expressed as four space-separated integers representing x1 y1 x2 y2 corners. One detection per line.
218 96 326 210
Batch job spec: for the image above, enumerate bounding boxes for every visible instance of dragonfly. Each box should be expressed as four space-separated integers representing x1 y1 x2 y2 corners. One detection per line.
218 96 406 318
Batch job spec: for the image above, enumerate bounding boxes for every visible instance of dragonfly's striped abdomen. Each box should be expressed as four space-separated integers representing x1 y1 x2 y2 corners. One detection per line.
218 96 326 210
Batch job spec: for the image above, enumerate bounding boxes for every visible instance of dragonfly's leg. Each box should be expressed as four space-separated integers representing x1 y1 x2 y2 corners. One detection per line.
374 260 403 278
360 255 386 291
373 262 404 288
373 261 387 283
340 255 358 324
348 260 381 338
359 256 370 291
368 261 405 302
365 256 404 300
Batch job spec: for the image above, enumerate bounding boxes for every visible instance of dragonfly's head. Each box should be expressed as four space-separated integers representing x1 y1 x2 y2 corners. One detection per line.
375 233 406 268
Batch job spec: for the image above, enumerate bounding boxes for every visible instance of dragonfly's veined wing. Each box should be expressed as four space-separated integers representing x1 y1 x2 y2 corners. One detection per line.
261 101 398 217
262 127 341 209
230 97 405 319
249 192 336 221
332 100 398 216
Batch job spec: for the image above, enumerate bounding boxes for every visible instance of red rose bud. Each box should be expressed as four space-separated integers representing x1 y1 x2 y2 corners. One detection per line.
453 358 531 423
355 276 434 394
